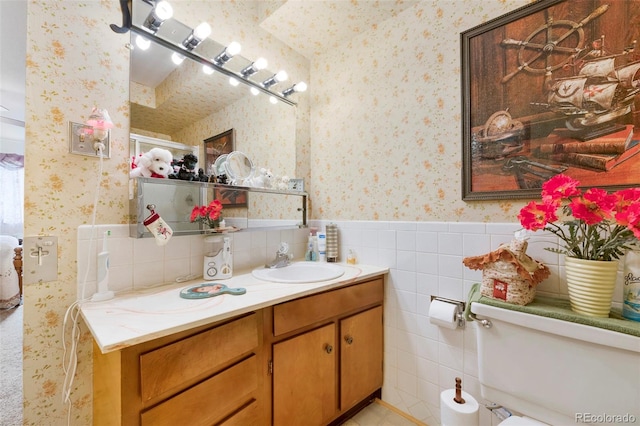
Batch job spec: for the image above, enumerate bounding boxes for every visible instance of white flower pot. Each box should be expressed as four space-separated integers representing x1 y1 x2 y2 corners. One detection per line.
565 256 618 318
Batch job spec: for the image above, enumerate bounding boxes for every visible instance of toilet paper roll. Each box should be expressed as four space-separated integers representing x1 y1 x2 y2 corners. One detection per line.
440 389 479 426
429 299 459 329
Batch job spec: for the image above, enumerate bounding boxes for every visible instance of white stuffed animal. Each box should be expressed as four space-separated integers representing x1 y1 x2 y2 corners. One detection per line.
130 147 173 178
276 175 290 191
248 167 274 188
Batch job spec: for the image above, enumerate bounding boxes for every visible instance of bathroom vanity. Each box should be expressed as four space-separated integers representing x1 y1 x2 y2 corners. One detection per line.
82 264 387 426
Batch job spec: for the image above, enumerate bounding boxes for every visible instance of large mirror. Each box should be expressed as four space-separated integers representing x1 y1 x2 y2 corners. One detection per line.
128 0 298 182
127 0 305 237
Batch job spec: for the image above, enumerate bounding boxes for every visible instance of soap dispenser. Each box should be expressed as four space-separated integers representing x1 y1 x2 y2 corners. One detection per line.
305 232 318 261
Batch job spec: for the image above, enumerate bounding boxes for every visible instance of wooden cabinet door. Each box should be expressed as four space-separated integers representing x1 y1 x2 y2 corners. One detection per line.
340 306 383 410
273 324 337 426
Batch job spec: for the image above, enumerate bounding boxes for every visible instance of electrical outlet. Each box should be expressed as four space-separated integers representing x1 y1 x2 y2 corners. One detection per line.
69 121 110 158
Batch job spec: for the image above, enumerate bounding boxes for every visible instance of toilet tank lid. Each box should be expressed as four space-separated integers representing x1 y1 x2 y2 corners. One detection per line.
499 416 548 425
470 302 639 353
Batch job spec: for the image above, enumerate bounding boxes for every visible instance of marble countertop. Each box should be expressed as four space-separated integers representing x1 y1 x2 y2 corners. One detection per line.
80 263 388 353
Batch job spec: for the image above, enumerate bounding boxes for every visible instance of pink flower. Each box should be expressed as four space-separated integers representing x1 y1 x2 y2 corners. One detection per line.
518 201 558 231
190 205 206 222
518 174 638 261
541 174 581 203
190 200 223 227
616 202 640 238
614 188 640 210
569 188 615 225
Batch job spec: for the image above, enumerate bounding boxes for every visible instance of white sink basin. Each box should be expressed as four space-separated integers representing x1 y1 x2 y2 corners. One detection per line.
251 262 345 283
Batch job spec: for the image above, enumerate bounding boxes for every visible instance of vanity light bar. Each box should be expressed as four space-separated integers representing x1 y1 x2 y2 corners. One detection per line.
127 1 307 105
129 24 297 106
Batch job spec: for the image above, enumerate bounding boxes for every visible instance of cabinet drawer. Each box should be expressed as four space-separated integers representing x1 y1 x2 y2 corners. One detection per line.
140 313 258 401
141 355 258 426
273 278 383 336
218 399 260 425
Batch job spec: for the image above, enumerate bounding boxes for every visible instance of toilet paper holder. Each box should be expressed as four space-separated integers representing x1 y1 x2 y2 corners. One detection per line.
430 296 466 329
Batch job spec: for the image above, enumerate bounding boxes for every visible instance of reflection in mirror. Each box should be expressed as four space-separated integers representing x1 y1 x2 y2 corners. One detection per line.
129 0 299 183
201 186 306 230
130 133 197 160
130 30 296 188
131 178 307 238
127 0 306 237
204 129 234 176
224 151 254 185
131 178 205 238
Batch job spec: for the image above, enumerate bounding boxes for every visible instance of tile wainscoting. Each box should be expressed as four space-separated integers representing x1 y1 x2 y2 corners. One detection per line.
77 220 627 425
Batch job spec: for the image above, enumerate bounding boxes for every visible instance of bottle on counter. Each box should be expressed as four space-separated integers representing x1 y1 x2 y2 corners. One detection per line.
305 232 318 261
347 249 357 265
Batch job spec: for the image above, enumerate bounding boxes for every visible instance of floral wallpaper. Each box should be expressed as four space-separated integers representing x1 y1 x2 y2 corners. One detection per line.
309 0 532 222
23 0 530 424
23 1 130 424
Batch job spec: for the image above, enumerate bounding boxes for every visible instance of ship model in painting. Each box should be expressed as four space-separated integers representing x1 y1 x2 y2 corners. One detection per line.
542 38 640 137
493 37 640 189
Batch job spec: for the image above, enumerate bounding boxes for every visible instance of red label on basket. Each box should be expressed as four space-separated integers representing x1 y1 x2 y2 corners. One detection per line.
492 279 508 300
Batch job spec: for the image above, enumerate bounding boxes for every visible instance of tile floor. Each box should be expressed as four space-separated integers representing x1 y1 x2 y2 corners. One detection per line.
343 400 425 426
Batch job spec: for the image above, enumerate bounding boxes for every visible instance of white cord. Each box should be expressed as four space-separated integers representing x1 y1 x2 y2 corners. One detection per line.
62 143 105 424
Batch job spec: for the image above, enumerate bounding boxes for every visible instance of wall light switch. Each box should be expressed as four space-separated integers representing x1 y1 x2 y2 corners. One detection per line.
23 236 58 285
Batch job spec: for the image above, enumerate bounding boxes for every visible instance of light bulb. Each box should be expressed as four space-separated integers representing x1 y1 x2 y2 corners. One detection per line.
227 41 241 57
214 42 242 65
171 52 185 65
155 1 173 20
262 70 289 89
254 57 268 71
241 57 268 78
275 70 288 82
203 64 214 75
250 87 260 96
269 96 278 104
282 81 308 97
229 77 240 87
193 22 211 40
135 35 151 50
143 0 173 32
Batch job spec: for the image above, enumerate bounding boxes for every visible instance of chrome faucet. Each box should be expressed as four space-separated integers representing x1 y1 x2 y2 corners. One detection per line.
266 242 292 268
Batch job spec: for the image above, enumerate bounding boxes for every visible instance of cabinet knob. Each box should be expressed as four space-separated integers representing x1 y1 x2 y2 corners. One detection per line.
344 335 354 345
325 344 333 354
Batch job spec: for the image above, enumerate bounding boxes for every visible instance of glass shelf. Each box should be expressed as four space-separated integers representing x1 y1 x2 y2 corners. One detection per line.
130 177 308 238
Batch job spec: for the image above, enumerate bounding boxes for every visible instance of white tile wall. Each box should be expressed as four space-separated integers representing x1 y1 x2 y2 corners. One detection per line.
76 223 311 299
78 220 629 426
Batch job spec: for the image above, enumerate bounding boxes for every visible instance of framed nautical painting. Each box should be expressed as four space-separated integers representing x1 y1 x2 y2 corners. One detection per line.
461 0 640 200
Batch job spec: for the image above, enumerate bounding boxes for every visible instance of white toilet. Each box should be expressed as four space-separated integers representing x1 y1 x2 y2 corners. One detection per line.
471 302 640 426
